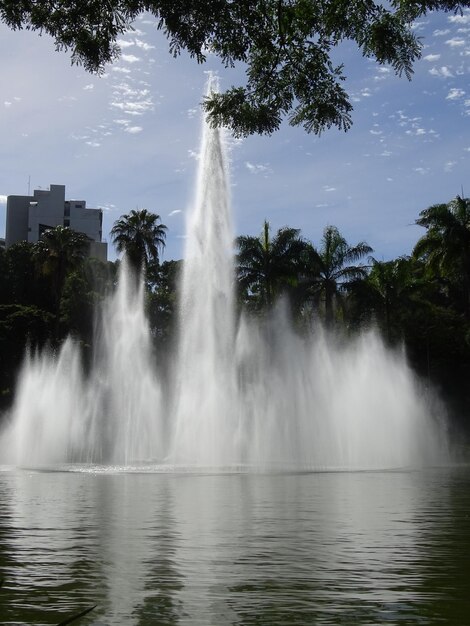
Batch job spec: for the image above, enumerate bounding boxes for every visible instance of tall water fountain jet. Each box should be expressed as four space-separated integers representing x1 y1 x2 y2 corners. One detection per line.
170 76 237 466
0 78 449 470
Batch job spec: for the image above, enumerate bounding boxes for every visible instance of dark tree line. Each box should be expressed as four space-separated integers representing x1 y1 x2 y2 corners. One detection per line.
1 197 469 433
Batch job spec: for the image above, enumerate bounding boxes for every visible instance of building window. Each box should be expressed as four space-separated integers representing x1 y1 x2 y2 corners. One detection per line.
64 206 70 217
64 219 70 227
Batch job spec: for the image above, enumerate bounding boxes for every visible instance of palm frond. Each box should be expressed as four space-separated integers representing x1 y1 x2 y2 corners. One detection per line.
56 605 96 626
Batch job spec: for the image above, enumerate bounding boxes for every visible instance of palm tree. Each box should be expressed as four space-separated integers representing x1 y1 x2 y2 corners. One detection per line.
236 220 309 310
306 225 372 327
353 256 419 341
413 196 470 318
35 226 89 311
110 209 167 274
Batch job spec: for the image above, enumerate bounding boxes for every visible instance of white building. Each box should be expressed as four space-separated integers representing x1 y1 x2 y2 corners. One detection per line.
5 184 107 261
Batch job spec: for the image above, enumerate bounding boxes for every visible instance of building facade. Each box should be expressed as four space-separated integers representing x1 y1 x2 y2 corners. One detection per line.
5 184 107 261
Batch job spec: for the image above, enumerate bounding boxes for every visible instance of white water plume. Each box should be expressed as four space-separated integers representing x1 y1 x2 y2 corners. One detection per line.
169 79 237 466
0 80 449 470
0 264 164 467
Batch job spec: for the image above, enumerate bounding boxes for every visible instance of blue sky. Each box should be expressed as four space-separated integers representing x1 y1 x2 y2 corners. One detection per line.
0 9 468 262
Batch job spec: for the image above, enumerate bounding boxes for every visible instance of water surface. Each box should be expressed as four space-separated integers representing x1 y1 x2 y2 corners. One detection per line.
0 467 469 625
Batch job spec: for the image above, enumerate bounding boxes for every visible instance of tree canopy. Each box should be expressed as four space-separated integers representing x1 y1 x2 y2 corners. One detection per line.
413 196 470 319
1 0 468 136
110 208 167 272
304 225 372 326
35 226 90 311
236 220 309 309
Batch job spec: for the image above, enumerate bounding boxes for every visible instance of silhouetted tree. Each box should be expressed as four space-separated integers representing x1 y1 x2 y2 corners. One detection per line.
305 225 372 327
35 226 90 313
350 256 418 340
110 209 167 275
236 220 309 310
413 196 470 319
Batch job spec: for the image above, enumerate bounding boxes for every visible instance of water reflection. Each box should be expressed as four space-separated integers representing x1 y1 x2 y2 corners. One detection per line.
0 467 469 625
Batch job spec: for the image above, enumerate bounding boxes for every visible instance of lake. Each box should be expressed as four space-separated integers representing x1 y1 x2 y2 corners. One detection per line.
0 466 469 625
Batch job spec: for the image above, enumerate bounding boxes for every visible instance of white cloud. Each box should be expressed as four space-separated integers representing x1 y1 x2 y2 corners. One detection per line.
169 209 182 216
124 126 143 134
121 54 140 64
414 167 429 175
429 66 454 78
117 39 135 48
423 53 441 61
4 96 22 106
112 67 131 74
448 14 470 24
445 38 466 47
117 38 155 52
0 194 7 204
374 67 391 81
412 20 428 32
85 141 101 148
245 161 271 174
110 100 154 114
323 186 336 192
113 83 150 98
444 161 457 172
433 28 451 36
83 84 94 91
135 39 155 51
446 88 466 100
